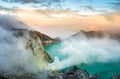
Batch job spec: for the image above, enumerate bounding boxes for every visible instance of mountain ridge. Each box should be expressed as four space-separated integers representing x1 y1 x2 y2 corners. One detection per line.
69 30 120 40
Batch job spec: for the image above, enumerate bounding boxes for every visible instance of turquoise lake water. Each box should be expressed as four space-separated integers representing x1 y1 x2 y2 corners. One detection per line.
45 42 120 79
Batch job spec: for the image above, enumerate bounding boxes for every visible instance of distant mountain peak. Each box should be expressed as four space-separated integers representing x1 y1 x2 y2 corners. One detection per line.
69 30 120 40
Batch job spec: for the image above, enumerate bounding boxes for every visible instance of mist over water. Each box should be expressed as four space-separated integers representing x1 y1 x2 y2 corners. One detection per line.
48 36 120 70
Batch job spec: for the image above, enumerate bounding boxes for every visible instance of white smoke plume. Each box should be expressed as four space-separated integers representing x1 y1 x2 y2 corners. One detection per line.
0 15 50 79
49 36 120 70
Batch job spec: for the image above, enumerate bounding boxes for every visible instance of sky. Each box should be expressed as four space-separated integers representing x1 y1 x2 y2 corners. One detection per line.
0 0 120 38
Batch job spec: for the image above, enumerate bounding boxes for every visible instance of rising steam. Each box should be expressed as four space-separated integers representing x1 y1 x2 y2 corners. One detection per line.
0 15 50 79
49 36 120 70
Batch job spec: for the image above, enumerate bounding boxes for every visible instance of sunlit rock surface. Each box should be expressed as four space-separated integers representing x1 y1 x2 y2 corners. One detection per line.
11 28 53 63
33 31 60 46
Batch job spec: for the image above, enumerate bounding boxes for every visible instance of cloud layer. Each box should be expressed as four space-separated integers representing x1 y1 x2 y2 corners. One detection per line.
14 10 120 38
0 0 119 13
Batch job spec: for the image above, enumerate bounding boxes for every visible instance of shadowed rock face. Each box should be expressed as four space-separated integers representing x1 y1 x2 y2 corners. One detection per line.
48 67 101 79
73 30 105 38
48 67 120 79
0 76 8 79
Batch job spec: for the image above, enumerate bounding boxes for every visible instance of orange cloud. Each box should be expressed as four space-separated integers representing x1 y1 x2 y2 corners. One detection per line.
14 10 120 38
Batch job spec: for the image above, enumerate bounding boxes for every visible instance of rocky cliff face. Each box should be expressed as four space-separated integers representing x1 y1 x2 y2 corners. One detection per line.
11 28 53 63
32 31 60 46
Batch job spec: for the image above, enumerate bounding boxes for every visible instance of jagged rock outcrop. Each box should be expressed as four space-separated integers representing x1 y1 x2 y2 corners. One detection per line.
48 67 101 79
